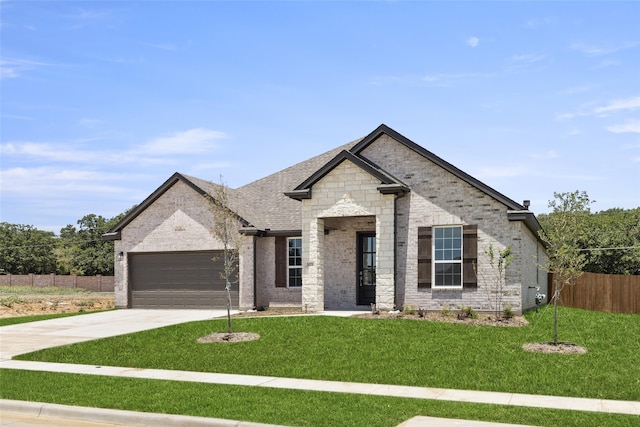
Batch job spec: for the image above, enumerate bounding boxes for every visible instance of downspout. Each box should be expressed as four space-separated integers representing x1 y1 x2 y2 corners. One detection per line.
393 191 408 310
253 236 257 309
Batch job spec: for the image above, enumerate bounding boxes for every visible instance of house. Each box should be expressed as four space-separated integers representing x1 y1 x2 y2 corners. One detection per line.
104 124 548 314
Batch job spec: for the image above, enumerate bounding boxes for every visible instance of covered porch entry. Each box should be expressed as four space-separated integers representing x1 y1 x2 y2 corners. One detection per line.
321 216 378 310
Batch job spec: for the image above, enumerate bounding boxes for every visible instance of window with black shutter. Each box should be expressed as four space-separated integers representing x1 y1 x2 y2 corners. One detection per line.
417 225 477 290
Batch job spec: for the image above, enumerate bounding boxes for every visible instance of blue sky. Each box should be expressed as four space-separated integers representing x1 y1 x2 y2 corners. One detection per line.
1 1 639 233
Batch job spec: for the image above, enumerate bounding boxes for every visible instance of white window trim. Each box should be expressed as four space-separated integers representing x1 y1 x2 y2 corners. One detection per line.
287 237 302 288
432 225 463 289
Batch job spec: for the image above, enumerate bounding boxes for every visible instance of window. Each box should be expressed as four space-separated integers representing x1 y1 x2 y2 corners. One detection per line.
287 237 302 288
433 226 463 288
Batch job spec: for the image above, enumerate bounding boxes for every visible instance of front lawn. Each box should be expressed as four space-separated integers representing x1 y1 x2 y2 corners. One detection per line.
1 369 638 427
13 307 640 401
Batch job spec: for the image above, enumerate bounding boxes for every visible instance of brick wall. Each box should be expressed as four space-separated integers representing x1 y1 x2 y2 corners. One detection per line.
361 135 542 314
254 236 301 308
115 180 252 308
0 274 114 292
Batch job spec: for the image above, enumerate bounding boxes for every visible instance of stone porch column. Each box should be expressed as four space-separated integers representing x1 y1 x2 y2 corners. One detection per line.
302 217 325 312
376 208 395 310
238 236 255 310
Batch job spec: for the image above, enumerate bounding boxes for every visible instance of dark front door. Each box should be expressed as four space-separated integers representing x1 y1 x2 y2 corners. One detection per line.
357 233 376 306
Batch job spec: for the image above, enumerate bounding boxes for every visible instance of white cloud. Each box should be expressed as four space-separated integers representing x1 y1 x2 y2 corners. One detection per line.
594 97 640 115
0 167 134 196
530 150 560 160
607 121 640 134
0 57 62 79
556 96 640 120
506 54 550 72
570 41 640 57
558 84 593 96
142 42 178 51
1 128 228 168
509 54 546 65
136 128 226 155
79 118 102 128
466 37 479 48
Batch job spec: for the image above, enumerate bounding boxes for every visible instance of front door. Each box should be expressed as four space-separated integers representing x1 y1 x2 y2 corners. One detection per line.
357 233 376 306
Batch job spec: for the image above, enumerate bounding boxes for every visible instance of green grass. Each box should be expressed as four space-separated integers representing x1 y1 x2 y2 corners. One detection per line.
14 307 640 401
0 310 111 327
1 369 637 427
0 286 98 296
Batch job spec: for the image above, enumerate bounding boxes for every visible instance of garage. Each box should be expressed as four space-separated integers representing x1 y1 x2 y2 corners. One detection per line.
128 251 238 309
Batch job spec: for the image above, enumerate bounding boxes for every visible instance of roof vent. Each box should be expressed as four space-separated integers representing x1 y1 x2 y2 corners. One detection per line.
523 200 531 210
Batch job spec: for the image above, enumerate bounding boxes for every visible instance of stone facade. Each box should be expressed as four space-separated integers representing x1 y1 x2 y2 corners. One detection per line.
300 161 397 311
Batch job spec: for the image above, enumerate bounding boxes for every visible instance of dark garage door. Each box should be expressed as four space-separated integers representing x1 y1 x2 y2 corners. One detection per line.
129 251 239 309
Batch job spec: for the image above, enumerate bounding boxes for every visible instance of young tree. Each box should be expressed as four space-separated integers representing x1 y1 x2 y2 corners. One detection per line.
205 177 243 334
485 244 513 319
539 190 593 344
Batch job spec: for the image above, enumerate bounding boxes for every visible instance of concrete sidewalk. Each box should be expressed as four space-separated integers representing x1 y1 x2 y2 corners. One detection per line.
2 359 639 416
1 309 638 427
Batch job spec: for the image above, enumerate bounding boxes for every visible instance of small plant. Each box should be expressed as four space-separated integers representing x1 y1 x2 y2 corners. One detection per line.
403 304 416 315
503 304 515 319
370 303 379 315
440 305 452 316
458 306 478 319
1 295 23 308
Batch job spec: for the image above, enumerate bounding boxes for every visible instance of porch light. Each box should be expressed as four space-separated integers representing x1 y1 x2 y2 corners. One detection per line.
117 251 124 261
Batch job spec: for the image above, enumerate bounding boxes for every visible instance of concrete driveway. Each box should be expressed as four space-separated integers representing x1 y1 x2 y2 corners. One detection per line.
0 309 228 360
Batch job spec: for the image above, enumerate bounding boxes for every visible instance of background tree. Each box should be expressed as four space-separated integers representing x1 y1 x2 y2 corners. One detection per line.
57 214 121 276
538 207 640 275
538 190 593 344
0 223 57 274
582 208 640 275
206 177 243 335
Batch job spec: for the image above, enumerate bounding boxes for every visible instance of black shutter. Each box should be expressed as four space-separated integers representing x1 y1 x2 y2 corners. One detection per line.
418 227 432 289
275 236 287 288
463 225 478 289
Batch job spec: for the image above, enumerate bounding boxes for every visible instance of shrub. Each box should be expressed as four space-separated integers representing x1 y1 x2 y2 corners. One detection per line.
458 306 478 319
403 304 416 315
503 304 515 319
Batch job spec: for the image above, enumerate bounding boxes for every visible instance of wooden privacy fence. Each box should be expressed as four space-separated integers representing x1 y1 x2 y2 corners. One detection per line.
0 274 114 292
548 272 639 314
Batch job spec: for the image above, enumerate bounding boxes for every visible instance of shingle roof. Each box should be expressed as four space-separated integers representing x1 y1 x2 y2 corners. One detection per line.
234 140 360 231
105 124 539 239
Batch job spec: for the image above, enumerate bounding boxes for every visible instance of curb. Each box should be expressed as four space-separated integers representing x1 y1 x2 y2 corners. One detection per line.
0 399 287 427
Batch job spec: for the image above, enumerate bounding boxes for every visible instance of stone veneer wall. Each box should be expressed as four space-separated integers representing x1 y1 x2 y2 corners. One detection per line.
361 135 538 314
300 160 397 312
114 180 253 309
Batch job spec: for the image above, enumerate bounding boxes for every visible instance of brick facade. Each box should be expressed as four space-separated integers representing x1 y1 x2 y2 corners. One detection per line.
109 125 546 314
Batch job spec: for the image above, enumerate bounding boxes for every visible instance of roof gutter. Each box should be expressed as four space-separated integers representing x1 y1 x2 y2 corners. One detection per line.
507 210 543 237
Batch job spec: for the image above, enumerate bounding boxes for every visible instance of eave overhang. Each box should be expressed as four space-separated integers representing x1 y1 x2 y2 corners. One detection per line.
101 172 250 241
507 210 543 237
